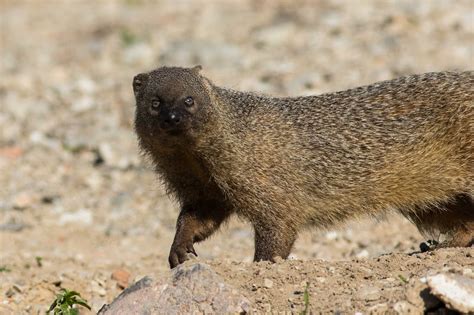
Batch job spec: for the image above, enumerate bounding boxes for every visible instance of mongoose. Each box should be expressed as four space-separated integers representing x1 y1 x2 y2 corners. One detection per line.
133 66 473 268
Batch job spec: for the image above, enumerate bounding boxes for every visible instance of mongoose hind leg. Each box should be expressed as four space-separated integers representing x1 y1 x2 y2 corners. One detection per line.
169 202 232 268
408 194 474 250
253 220 297 262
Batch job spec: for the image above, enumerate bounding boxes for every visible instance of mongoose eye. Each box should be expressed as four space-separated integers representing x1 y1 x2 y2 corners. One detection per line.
151 99 160 109
184 96 194 107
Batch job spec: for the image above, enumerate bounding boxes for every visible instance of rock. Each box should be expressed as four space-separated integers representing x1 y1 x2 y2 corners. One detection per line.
91 280 107 297
12 192 34 210
71 96 95 112
0 221 30 232
75 77 96 94
99 263 250 314
0 146 23 159
263 278 273 289
58 208 93 225
392 301 415 314
427 273 474 313
368 303 389 313
356 285 380 301
111 269 130 289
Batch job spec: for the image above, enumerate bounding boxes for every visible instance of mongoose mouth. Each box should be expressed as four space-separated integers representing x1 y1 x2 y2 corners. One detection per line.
164 128 186 136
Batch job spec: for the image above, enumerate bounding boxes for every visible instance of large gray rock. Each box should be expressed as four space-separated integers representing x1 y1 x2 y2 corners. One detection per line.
98 263 250 315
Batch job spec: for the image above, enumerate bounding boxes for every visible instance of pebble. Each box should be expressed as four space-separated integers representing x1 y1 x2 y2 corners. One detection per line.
111 269 131 289
356 285 381 301
59 208 93 225
0 146 23 160
75 77 96 94
263 278 273 289
72 96 95 112
91 280 107 297
0 221 30 232
392 301 415 314
12 193 34 210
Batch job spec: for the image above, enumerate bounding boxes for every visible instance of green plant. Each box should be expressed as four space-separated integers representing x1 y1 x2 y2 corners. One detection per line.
398 274 408 284
47 289 91 315
120 29 139 47
0 266 11 272
300 282 310 315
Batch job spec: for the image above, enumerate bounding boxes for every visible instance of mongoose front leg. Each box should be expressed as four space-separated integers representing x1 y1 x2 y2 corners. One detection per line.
253 221 297 262
169 202 231 268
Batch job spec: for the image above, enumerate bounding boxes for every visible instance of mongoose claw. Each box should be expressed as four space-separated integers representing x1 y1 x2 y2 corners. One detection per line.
168 242 198 268
419 239 439 252
187 244 198 257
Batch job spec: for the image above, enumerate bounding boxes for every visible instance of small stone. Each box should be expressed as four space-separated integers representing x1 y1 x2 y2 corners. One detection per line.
13 193 34 209
356 285 380 301
0 221 30 232
91 280 107 297
356 249 369 258
368 303 388 313
112 269 131 289
316 277 326 283
263 278 273 289
59 208 93 225
0 146 23 159
392 301 414 314
427 273 474 313
75 77 96 94
72 96 95 112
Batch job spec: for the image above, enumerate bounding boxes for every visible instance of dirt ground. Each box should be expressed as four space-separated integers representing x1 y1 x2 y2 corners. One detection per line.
1 0 473 314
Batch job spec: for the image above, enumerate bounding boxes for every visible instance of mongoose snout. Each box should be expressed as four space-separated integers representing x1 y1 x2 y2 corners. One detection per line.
133 66 473 268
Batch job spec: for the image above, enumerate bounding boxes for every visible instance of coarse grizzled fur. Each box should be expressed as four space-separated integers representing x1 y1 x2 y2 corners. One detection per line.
133 66 473 268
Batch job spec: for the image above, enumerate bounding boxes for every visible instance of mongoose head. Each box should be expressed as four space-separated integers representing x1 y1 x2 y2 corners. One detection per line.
133 65 214 148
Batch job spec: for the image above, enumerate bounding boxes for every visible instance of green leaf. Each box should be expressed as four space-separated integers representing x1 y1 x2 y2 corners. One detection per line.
398 274 408 284
47 299 58 312
0 266 11 272
35 256 43 267
74 300 92 310
299 282 310 315
47 288 91 315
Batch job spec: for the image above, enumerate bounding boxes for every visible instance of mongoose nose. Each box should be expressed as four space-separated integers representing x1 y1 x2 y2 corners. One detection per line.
160 112 182 130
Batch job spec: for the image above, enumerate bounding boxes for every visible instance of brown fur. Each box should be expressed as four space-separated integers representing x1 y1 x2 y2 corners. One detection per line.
133 67 473 268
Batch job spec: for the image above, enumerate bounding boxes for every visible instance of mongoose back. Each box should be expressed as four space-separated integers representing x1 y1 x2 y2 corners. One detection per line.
133 66 473 268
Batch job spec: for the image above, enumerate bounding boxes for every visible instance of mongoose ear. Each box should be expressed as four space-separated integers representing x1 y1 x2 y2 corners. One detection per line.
133 73 149 97
192 65 203 73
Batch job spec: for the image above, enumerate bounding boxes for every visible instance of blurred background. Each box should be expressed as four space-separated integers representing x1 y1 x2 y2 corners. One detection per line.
1 0 473 313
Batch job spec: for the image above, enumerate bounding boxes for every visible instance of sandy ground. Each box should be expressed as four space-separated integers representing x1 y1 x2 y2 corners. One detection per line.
0 0 473 313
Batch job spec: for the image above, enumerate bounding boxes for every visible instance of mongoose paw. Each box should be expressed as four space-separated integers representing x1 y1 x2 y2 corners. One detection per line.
168 242 198 268
419 239 439 252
